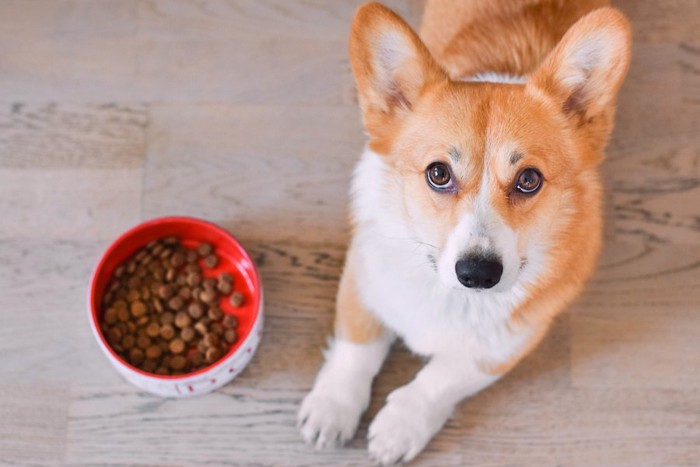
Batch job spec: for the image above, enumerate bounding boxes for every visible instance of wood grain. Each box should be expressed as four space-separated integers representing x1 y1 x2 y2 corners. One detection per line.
0 0 698 465
572 242 700 390
0 0 422 105
0 239 126 386
0 384 69 464
142 104 364 244
0 103 147 169
0 104 146 241
606 40 700 244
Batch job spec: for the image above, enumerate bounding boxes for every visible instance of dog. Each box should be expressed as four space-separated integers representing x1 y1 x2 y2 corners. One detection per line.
299 0 631 464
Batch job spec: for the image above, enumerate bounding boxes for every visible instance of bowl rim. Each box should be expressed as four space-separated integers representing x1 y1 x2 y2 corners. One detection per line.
88 216 262 381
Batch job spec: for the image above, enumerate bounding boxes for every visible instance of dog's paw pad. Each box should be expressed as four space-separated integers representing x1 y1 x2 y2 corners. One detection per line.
367 402 430 465
298 392 362 450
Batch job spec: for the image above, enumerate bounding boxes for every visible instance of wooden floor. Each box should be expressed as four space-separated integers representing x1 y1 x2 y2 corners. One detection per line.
0 1 698 465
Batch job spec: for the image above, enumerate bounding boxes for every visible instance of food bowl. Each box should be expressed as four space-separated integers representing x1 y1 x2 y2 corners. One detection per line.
88 216 263 397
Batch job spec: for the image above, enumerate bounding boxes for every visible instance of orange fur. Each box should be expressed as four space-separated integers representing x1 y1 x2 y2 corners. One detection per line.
335 249 385 343
348 3 630 371
299 3 632 459
421 0 611 78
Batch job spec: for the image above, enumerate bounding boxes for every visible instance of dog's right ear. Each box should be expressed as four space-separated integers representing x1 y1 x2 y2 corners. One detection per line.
350 3 446 146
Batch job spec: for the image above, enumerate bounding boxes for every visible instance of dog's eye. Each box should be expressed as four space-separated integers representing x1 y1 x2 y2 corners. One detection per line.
426 162 452 190
515 168 542 194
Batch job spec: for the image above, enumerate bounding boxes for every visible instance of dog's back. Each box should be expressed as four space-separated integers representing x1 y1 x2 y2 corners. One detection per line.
420 0 610 78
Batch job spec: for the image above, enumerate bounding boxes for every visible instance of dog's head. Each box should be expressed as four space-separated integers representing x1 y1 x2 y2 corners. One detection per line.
350 3 631 292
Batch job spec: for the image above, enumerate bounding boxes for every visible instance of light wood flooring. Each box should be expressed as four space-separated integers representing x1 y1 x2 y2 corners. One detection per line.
0 1 698 465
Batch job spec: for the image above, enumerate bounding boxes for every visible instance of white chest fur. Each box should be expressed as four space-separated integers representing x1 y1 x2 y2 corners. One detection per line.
349 149 533 362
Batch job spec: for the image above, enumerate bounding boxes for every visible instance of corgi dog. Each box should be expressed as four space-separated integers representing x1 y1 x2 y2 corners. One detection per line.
299 0 631 464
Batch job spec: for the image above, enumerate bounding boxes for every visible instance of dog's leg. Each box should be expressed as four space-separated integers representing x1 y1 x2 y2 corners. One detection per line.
367 355 501 464
298 250 392 449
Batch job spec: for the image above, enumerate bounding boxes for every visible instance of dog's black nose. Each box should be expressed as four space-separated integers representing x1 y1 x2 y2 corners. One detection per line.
455 256 503 289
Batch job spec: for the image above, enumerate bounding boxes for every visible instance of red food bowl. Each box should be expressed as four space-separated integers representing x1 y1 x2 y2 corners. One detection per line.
87 217 263 397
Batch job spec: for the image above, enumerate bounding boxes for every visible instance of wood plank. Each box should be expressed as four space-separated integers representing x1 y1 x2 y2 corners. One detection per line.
606 42 700 244
0 239 126 387
0 103 147 169
0 168 143 241
615 0 700 43
0 0 698 465
0 0 422 105
0 103 146 241
451 387 700 465
571 243 700 390
0 384 69 464
142 104 364 244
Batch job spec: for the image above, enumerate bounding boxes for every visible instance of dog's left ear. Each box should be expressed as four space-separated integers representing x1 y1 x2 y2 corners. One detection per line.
529 8 631 127
349 3 447 147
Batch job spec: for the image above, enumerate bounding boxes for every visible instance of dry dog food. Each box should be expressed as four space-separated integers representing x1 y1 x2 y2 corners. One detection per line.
100 236 245 375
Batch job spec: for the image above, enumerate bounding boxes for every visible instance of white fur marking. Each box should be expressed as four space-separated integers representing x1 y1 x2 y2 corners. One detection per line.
298 337 392 449
461 72 526 84
302 146 553 462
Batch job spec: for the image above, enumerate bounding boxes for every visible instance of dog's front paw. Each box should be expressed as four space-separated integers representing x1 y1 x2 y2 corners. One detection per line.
368 388 447 465
298 390 364 450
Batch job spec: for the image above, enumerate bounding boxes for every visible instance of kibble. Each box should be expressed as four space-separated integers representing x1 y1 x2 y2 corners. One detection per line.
158 284 174 300
122 334 136 349
117 307 130 322
160 311 174 326
219 272 233 283
160 323 176 341
137 335 151 350
204 254 218 269
200 288 217 305
181 326 195 342
130 300 147 318
168 296 184 311
189 351 204 367
126 289 141 302
203 333 219 348
104 307 118 325
178 287 191 300
230 291 245 307
194 321 208 336
100 236 243 375
146 321 161 338
186 272 201 287
171 251 185 268
208 306 223 321
107 327 122 345
210 322 224 337
174 311 191 329
217 280 232 295
188 302 204 319
202 277 217 290
170 355 187 371
129 348 144 365
198 243 213 257
222 314 238 329
224 328 237 344
169 338 186 354
205 347 222 364
145 344 162 360
186 251 198 264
